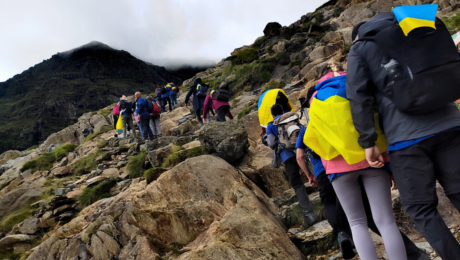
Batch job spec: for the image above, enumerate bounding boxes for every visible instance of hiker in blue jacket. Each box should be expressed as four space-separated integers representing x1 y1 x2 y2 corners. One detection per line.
185 78 208 126
161 85 173 112
135 92 154 141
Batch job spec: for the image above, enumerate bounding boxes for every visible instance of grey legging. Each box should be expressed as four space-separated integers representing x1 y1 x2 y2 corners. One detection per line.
332 169 407 260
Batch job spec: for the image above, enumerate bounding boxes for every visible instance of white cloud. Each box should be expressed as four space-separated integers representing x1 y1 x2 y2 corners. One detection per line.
0 0 327 81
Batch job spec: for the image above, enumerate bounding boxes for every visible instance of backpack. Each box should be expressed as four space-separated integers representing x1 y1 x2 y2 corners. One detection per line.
113 104 120 116
161 88 168 95
356 11 460 114
124 101 133 115
215 88 230 101
172 86 178 93
155 87 163 97
196 84 208 97
272 112 302 151
151 101 161 116
146 100 154 114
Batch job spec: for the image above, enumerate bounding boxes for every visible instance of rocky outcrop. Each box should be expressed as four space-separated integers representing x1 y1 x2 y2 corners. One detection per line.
198 121 250 163
27 156 304 260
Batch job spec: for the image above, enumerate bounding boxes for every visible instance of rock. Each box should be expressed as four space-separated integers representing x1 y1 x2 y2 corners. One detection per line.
108 137 120 147
281 192 325 228
90 114 110 132
19 217 40 235
0 150 21 166
240 110 261 147
28 156 304 260
55 188 71 196
53 204 72 216
198 121 249 163
231 45 250 56
286 65 301 80
263 22 282 37
102 168 119 178
58 157 69 167
146 145 174 168
20 169 32 179
182 140 201 150
51 166 71 177
290 220 336 256
308 41 344 62
416 242 434 254
271 184 317 207
173 135 198 147
331 3 369 30
320 31 343 44
86 176 105 187
67 152 77 162
0 234 37 253
30 200 46 209
66 189 82 199
337 27 353 45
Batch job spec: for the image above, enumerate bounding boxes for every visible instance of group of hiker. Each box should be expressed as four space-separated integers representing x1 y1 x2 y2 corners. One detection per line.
260 7 460 260
112 80 234 141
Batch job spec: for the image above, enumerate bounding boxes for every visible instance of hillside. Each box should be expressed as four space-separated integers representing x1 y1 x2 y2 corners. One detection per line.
1 1 460 260
0 41 182 154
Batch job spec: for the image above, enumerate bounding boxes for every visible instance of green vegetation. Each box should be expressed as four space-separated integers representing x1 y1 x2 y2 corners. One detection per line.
0 180 13 192
287 60 302 69
160 146 207 168
443 12 460 34
237 103 258 119
99 106 113 117
78 179 117 207
333 7 345 17
84 125 112 143
315 0 338 12
0 205 34 232
227 48 259 65
0 252 28 260
144 168 167 184
262 79 285 92
20 143 78 173
253 36 266 48
342 44 351 55
71 150 101 176
127 152 146 178
97 140 108 149
26 145 39 151
42 176 77 202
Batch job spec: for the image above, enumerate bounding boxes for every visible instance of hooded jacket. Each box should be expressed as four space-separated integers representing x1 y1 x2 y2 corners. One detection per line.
185 78 206 112
346 12 460 148
203 93 233 119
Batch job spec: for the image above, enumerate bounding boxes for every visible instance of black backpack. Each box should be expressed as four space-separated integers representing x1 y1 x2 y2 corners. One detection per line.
146 100 154 113
155 88 163 97
196 84 209 97
124 102 133 115
357 14 460 114
161 88 168 95
215 88 230 101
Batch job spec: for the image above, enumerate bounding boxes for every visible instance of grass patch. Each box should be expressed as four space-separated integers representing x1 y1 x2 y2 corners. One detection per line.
227 48 259 65
78 179 117 207
97 140 108 149
287 60 302 70
99 107 113 117
26 145 39 151
20 143 78 173
84 125 112 143
253 36 266 48
0 179 13 192
144 168 167 185
237 103 258 119
262 79 285 92
0 205 34 232
443 12 460 34
161 146 207 168
0 252 27 260
41 176 77 202
127 152 146 178
71 150 101 176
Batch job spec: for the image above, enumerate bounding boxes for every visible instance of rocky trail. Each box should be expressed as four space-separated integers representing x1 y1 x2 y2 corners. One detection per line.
2 0 460 259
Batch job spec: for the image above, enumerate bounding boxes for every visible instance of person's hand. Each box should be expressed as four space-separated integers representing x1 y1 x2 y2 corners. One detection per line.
365 146 384 168
390 175 398 190
308 176 318 188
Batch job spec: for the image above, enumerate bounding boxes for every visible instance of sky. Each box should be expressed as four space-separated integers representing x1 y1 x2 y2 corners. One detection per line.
0 0 327 82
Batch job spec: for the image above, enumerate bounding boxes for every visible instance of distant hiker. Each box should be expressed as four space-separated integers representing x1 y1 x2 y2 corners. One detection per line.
161 85 173 112
203 88 233 122
265 104 318 234
347 13 460 259
119 95 135 139
135 92 154 141
113 102 120 129
147 96 162 139
47 144 56 153
155 85 166 113
185 78 209 126
170 83 179 107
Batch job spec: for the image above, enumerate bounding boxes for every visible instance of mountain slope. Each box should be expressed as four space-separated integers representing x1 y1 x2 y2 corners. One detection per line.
0 41 182 153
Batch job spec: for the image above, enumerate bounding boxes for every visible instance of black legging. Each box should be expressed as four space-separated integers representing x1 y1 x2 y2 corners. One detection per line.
217 105 230 122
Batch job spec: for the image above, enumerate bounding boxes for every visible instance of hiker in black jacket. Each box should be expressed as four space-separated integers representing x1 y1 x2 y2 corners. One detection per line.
185 78 207 126
347 14 460 259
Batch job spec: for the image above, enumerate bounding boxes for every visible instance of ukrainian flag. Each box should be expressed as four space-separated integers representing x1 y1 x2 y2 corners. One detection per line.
393 4 438 36
258 89 293 128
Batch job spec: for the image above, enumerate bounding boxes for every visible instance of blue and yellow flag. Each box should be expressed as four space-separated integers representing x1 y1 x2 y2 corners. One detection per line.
258 89 294 128
393 4 438 36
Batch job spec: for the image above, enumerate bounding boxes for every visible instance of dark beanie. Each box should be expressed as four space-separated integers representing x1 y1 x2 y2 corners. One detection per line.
352 22 367 41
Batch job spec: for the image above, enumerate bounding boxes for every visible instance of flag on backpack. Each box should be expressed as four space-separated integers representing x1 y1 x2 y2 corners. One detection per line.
258 89 293 128
393 4 437 36
196 84 208 97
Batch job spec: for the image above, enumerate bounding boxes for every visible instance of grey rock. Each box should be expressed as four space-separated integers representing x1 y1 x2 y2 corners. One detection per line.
19 217 40 235
55 188 71 196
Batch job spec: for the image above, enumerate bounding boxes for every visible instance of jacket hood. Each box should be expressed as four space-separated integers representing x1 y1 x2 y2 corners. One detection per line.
358 12 396 38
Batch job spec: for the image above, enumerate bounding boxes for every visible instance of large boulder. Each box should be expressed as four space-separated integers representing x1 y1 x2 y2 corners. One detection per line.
0 150 21 166
198 121 249 163
27 156 304 260
263 22 282 37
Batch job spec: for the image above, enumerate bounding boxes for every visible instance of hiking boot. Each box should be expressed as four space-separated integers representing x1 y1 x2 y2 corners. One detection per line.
290 212 319 235
338 231 355 259
415 252 431 260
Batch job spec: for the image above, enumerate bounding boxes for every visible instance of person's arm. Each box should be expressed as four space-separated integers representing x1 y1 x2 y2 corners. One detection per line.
203 96 210 120
227 111 233 120
137 100 144 115
184 86 194 105
346 47 383 167
266 134 276 149
296 149 318 188
260 126 267 137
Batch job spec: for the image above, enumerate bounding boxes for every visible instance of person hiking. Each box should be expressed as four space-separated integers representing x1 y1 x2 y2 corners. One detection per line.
135 92 154 141
113 102 120 129
347 13 460 259
147 96 162 139
155 85 166 113
119 95 135 139
265 104 318 235
161 84 173 112
203 88 233 122
185 78 208 126
169 83 179 108
259 89 294 137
